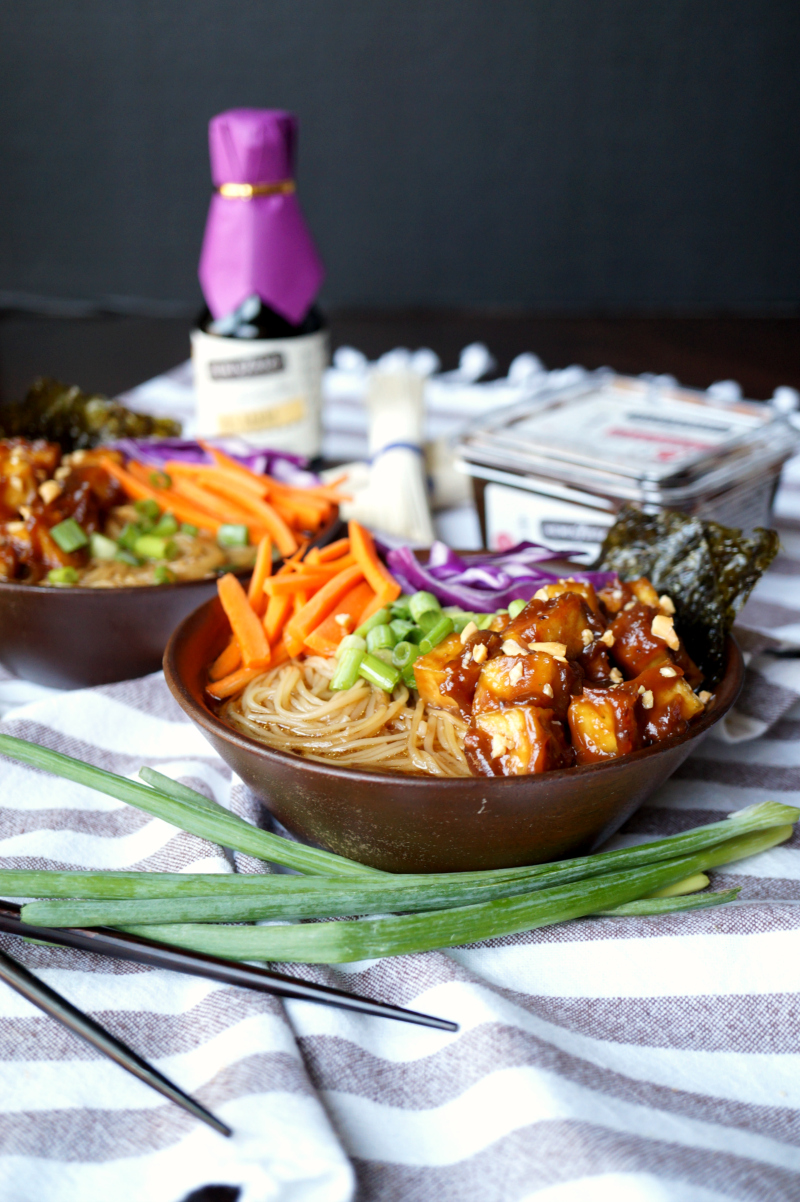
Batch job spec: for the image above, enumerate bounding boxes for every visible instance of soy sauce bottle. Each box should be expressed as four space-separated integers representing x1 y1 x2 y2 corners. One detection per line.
191 109 326 454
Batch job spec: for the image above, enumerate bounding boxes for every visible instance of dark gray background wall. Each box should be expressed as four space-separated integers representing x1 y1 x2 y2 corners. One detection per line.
1 1 798 316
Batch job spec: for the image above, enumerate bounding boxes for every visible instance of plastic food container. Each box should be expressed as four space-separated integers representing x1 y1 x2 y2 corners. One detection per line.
456 372 798 559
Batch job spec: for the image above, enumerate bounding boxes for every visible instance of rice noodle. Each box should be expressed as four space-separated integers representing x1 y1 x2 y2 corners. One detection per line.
223 655 471 776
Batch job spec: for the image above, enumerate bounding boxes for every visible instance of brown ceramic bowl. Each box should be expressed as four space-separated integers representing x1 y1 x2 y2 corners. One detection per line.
0 515 344 690
164 595 744 873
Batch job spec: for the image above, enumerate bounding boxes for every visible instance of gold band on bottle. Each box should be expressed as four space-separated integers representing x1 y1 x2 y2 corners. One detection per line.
216 180 295 199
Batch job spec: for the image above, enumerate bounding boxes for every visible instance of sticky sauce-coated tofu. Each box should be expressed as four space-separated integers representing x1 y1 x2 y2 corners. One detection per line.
567 687 641 764
472 651 581 720
465 706 572 776
532 579 602 616
608 600 673 678
413 633 463 712
624 663 705 745
503 591 604 659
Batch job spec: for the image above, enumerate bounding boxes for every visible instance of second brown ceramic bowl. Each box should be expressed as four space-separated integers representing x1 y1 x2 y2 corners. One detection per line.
164 596 744 873
0 515 344 690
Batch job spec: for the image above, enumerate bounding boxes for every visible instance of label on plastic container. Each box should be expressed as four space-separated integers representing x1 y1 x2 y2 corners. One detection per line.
485 483 616 561
191 328 327 455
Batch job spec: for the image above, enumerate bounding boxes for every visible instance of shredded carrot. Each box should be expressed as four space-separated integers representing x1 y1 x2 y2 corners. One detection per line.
315 537 350 563
206 664 265 700
304 581 375 656
284 563 366 656
208 637 242 681
100 459 221 532
217 573 271 669
348 521 401 603
271 639 291 668
170 477 260 529
247 536 273 615
204 483 298 557
263 593 293 644
166 462 271 500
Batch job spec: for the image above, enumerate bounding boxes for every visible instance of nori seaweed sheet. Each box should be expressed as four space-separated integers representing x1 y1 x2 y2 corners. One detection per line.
597 506 779 685
0 378 181 451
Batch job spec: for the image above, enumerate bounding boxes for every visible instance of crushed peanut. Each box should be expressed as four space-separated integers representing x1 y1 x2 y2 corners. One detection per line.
659 666 677 677
18 506 31 521
534 587 549 601
623 599 636 611
600 630 615 647
472 643 488 664
580 628 593 646
651 612 680 650
659 594 676 615
698 690 713 705
542 683 554 697
38 480 62 505
5 521 25 534
637 685 645 695
490 734 511 759
54 465 71 481
527 641 568 658
334 613 352 630
641 689 654 709
508 662 524 685
609 667 624 684
502 639 529 657
460 620 479 644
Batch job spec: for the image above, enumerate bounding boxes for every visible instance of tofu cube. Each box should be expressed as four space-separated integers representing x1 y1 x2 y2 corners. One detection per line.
465 706 571 776
472 651 580 719
503 591 604 659
567 687 641 764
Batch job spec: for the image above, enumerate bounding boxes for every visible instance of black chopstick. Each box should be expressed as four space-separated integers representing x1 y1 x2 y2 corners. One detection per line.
0 947 231 1136
0 900 458 1032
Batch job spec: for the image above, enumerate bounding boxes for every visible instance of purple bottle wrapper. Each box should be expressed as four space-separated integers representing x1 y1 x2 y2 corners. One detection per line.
198 109 324 325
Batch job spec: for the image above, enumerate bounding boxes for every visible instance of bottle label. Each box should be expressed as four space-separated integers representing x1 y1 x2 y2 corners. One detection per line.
191 328 328 455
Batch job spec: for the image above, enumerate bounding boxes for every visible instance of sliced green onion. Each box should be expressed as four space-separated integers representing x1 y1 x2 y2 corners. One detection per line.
392 640 420 670
402 660 419 689
390 597 413 621
153 565 175 585
134 498 161 521
330 647 365 690
217 524 249 548
476 614 495 629
89 532 118 560
366 624 397 653
334 634 367 660
134 535 177 561
359 652 400 692
417 610 443 634
117 522 140 551
180 523 199 537
47 567 79 586
152 512 178 537
419 615 455 654
409 591 441 623
149 470 171 489
389 618 415 641
49 518 88 553
115 548 142 566
354 608 391 638
0 732 381 878
450 613 480 634
508 599 527 619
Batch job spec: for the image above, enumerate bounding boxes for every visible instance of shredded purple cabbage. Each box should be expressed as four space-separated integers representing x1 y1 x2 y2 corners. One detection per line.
111 437 320 488
386 541 617 610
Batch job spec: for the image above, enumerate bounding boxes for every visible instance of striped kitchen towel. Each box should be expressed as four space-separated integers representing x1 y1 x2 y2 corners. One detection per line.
0 464 798 1200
